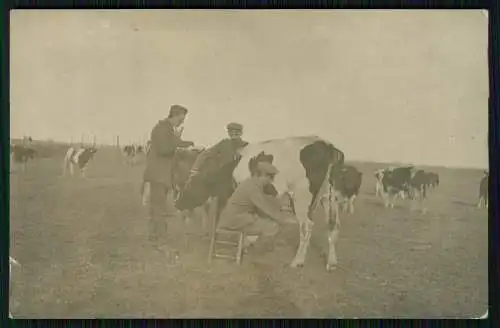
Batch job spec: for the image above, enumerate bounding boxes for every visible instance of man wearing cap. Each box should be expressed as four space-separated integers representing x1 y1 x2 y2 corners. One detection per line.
143 104 195 253
217 162 295 253
187 122 248 180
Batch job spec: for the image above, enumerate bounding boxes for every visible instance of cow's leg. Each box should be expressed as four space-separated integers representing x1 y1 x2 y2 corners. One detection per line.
323 188 341 271
409 188 417 211
290 183 314 269
418 185 427 214
69 162 74 176
341 198 349 213
62 159 67 177
348 195 356 214
382 189 391 208
141 181 150 207
389 192 398 209
80 165 87 178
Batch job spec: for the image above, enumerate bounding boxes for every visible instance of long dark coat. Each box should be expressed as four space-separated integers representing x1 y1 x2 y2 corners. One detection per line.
143 119 193 186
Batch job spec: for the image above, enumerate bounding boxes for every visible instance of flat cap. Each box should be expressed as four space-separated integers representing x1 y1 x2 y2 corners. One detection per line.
257 162 279 175
169 104 188 117
227 122 243 131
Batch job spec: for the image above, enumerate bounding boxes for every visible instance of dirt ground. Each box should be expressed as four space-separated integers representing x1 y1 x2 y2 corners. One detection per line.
9 148 488 318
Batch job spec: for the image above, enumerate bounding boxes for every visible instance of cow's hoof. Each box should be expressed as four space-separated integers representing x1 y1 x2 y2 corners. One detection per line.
290 261 304 269
326 264 338 272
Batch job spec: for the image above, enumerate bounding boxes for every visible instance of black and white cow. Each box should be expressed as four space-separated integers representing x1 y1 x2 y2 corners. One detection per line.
10 144 37 172
123 144 145 166
63 146 98 177
175 136 345 271
380 166 415 208
478 171 488 208
332 165 363 214
375 166 407 200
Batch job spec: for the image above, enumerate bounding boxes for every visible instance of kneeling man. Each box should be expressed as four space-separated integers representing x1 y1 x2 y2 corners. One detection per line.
217 162 295 253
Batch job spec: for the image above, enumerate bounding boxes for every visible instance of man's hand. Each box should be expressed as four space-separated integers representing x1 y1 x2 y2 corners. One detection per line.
173 127 184 138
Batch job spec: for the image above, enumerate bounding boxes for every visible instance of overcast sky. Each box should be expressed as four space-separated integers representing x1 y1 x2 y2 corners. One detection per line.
10 10 488 168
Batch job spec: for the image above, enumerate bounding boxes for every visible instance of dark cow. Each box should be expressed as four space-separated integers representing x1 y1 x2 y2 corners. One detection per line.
331 165 363 214
478 171 488 208
380 166 414 208
425 172 440 189
10 144 37 172
63 146 98 177
141 147 209 224
175 136 345 271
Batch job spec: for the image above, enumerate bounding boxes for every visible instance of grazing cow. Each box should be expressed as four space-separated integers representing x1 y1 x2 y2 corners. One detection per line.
10 144 37 172
63 146 98 177
380 166 414 208
123 144 144 166
478 171 488 208
175 136 345 271
375 166 407 200
332 165 363 214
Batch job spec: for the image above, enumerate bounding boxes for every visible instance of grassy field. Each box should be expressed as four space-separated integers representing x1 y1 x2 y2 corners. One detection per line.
9 147 488 318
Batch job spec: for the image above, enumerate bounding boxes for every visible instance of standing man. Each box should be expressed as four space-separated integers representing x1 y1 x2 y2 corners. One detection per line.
188 122 248 179
143 104 194 254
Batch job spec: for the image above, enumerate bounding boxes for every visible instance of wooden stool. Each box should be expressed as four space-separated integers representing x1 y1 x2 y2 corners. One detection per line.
206 197 246 265
208 228 246 265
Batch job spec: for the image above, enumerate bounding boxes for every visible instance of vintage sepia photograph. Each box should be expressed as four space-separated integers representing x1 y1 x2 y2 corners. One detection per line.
9 9 488 318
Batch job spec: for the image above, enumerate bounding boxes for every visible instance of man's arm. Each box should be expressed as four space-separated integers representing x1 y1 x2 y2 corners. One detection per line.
151 123 193 156
248 184 289 223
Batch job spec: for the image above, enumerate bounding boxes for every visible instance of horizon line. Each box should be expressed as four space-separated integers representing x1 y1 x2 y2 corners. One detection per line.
10 136 488 171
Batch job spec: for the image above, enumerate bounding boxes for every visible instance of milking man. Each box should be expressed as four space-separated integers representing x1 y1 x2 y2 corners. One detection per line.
143 104 194 251
188 122 249 179
217 162 295 251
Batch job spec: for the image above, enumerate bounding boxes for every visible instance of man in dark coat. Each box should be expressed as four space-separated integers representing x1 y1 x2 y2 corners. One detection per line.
143 104 194 252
